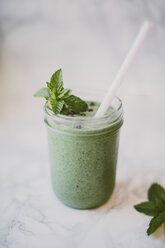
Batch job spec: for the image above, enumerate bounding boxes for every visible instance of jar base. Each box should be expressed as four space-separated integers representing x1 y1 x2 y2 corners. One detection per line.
52 186 114 210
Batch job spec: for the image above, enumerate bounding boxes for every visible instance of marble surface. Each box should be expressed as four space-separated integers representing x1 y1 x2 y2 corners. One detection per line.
1 0 165 247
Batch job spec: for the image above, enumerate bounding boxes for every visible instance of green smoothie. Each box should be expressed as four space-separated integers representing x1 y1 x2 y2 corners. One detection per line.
44 97 123 209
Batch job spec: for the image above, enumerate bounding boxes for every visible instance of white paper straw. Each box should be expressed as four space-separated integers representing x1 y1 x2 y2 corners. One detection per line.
95 21 152 118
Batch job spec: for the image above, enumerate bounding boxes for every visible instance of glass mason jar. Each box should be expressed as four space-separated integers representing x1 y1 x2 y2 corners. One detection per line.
44 89 123 209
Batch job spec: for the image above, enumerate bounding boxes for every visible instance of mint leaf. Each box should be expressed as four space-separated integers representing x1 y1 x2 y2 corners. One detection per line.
34 88 52 99
134 182 165 236
56 100 64 114
155 200 165 213
134 201 160 217
64 95 88 112
60 105 70 115
147 211 165 235
49 97 57 114
49 98 64 115
148 183 165 203
46 82 52 91
50 69 63 95
57 88 71 100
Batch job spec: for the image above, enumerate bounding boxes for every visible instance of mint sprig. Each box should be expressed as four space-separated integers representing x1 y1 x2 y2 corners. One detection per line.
134 183 165 235
34 69 88 114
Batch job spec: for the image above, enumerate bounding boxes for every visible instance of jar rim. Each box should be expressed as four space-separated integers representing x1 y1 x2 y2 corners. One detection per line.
44 95 123 125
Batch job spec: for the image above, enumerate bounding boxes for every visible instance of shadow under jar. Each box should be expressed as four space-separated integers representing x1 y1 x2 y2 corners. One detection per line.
44 89 123 209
